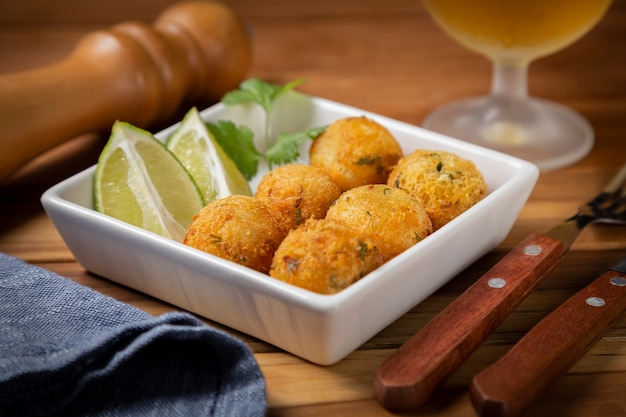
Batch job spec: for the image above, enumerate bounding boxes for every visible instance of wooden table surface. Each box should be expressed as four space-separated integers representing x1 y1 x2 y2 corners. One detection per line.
1 1 625 416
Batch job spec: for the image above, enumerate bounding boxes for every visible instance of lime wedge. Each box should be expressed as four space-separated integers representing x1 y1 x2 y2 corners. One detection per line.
94 121 204 242
166 107 251 203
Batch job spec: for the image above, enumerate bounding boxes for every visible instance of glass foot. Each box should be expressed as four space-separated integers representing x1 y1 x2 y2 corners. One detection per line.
423 96 594 171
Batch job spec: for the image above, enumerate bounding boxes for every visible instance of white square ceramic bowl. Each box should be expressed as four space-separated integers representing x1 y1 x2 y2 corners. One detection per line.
41 94 539 365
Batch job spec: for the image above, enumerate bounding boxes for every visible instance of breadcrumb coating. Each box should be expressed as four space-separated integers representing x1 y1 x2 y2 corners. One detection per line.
184 195 284 273
387 150 487 230
309 116 403 191
326 184 433 261
270 219 383 294
255 164 342 235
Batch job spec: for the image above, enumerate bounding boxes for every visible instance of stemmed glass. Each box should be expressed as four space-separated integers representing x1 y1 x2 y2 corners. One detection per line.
422 0 612 171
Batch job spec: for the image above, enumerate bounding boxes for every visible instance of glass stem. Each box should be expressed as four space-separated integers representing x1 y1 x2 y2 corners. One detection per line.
491 62 529 101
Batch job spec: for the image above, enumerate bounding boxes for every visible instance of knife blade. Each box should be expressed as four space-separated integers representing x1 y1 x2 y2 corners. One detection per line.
469 255 626 417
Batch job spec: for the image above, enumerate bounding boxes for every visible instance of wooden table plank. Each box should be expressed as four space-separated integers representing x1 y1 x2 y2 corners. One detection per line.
1 1 625 415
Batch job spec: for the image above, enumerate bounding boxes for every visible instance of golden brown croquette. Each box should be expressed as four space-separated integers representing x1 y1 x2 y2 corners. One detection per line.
184 195 284 273
309 116 403 191
387 150 487 230
254 164 342 235
326 184 432 261
270 219 383 294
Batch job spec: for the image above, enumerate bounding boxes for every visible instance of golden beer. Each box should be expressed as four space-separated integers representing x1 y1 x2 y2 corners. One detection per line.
423 0 612 65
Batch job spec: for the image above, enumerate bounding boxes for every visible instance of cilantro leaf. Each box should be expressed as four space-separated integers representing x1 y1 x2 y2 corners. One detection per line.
214 77 320 176
266 126 327 169
206 120 260 180
221 77 305 114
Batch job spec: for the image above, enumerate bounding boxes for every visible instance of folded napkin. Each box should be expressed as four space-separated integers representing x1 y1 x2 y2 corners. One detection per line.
0 253 266 417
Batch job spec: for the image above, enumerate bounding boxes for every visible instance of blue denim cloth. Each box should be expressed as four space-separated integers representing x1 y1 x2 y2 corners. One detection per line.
0 253 266 417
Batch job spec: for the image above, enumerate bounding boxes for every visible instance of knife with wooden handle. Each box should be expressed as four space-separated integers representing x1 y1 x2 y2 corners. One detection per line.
372 233 564 411
470 256 626 417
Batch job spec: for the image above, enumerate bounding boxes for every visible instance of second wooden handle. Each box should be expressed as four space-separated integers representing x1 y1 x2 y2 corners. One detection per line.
470 268 626 417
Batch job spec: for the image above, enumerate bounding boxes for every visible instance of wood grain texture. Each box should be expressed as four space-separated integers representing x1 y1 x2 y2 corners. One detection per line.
373 234 564 411
470 269 626 417
1 1 625 416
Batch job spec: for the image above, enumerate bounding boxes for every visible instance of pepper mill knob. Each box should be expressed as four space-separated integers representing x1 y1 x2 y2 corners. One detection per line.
0 1 251 182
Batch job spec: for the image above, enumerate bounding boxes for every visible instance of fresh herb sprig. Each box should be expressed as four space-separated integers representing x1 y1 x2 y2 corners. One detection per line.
222 77 304 148
206 78 326 180
266 126 327 168
205 120 260 180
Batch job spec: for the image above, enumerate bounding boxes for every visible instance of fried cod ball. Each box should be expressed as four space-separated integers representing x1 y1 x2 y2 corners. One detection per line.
309 116 403 191
387 150 487 230
184 195 284 273
254 164 342 235
270 219 383 294
326 184 433 262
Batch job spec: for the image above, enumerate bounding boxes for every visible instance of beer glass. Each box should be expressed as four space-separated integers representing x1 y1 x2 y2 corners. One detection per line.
422 0 612 170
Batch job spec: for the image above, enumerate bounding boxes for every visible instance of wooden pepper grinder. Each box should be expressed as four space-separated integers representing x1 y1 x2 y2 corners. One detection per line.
0 1 251 182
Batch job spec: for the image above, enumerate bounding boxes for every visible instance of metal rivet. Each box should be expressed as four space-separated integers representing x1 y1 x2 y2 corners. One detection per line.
610 277 626 287
524 245 542 256
488 278 506 289
586 297 605 307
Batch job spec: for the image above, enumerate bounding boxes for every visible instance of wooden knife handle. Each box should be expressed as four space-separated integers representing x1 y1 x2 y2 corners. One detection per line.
0 1 251 182
470 269 626 417
373 233 564 412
